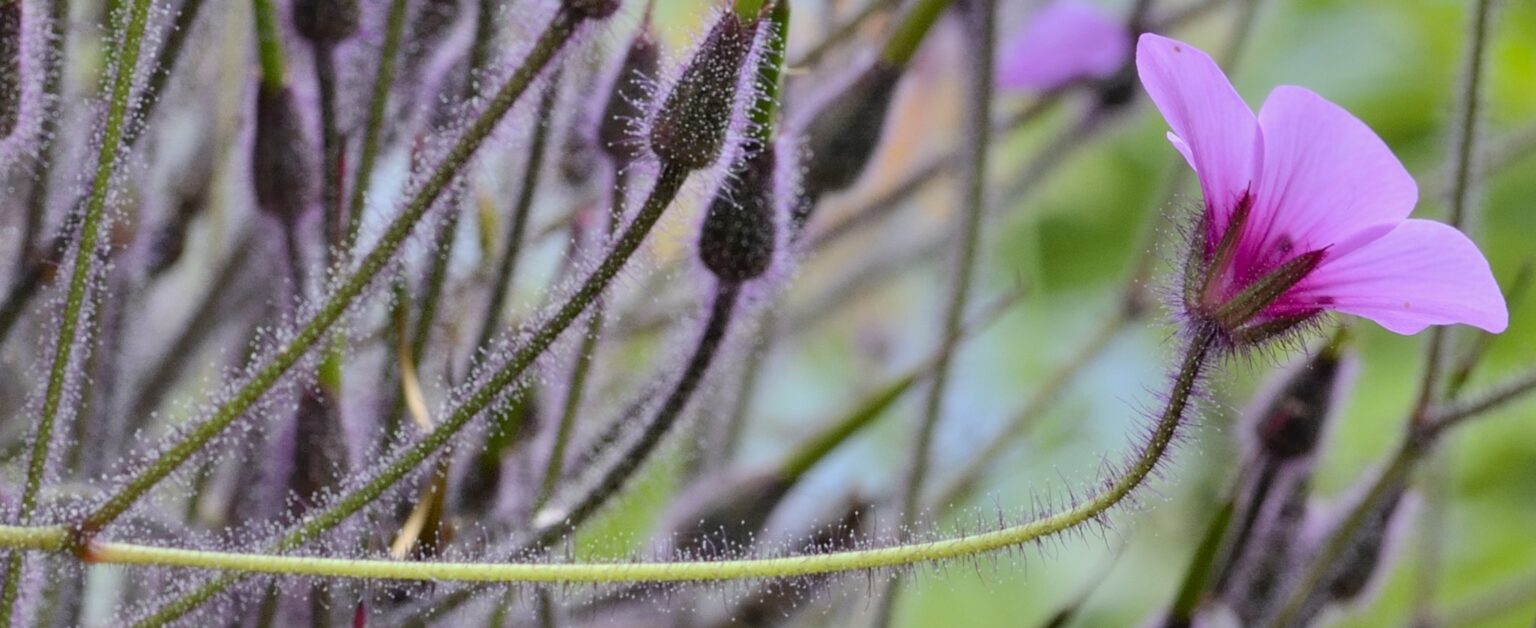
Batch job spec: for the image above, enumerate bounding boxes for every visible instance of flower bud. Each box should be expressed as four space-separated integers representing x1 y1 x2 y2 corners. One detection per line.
292 0 359 44
699 143 777 282
0 1 19 138
411 0 460 50
1323 483 1409 603
251 85 316 225
1252 339 1346 459
649 12 756 171
792 61 902 227
286 387 348 515
597 29 660 166
563 0 620 21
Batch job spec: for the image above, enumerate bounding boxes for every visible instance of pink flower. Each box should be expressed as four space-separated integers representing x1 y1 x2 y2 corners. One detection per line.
998 1 1129 92
1136 34 1507 340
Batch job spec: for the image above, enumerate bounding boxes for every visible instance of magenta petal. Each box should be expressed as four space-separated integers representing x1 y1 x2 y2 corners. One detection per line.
998 1 1129 92
1244 86 1418 267
1136 33 1259 244
1286 220 1508 335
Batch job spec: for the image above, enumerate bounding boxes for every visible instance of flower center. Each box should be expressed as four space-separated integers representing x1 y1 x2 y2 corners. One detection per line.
1185 192 1327 344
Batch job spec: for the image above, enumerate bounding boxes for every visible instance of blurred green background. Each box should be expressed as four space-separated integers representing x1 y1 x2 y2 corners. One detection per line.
596 0 1536 625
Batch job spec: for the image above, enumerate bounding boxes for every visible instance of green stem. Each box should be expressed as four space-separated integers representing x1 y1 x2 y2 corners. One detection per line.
251 0 286 91
880 0 951 67
0 324 1220 588
78 10 581 535
878 0 994 619
534 173 625 509
137 162 691 624
343 0 408 249
1 0 153 622
473 73 560 364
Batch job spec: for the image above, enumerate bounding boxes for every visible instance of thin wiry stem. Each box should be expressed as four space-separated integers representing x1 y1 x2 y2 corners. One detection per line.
473 73 560 367
136 161 693 624
895 0 994 539
789 0 900 69
878 0 994 621
1 0 154 622
343 0 409 249
251 0 286 91
314 40 344 260
12 0 69 282
530 280 741 548
78 9 582 535
535 172 624 509
0 324 1219 586
1415 0 1495 425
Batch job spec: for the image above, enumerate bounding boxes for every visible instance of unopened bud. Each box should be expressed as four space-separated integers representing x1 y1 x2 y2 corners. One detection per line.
0 0 19 138
699 143 777 281
411 0 460 50
1324 483 1409 603
649 13 756 170
563 0 620 21
794 62 902 225
597 29 660 166
1253 341 1346 459
287 388 348 515
251 85 316 225
293 0 359 44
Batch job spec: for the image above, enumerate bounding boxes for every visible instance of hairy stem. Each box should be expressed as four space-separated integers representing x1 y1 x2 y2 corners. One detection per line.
535 173 625 509
78 9 581 534
0 325 1222 587
2 0 153 621
136 161 691 624
530 280 740 547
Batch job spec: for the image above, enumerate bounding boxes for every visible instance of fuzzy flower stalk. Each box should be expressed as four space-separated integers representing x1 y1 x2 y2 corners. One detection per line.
1138 34 1506 346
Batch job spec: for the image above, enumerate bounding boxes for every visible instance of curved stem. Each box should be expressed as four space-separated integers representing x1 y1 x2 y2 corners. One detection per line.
1 0 153 621
135 162 691 624
78 9 581 534
0 326 1222 587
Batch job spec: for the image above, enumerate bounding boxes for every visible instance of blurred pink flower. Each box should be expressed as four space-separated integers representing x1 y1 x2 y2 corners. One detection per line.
1137 33 1506 338
997 1 1129 91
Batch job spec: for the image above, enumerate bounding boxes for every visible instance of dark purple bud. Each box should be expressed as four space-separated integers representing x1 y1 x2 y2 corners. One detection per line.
598 29 660 166
563 0 621 21
251 85 316 225
410 0 460 50
1324 483 1409 603
292 0 359 44
286 387 349 515
0 0 18 138
649 12 756 171
793 61 902 226
1253 340 1346 459
699 143 778 282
